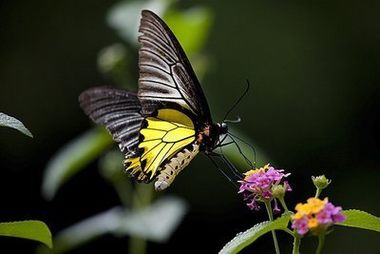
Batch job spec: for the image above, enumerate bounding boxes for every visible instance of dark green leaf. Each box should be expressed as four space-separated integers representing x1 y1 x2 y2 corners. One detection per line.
0 220 52 248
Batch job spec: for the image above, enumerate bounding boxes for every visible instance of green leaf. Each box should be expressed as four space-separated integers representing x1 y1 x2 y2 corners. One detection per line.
219 214 291 254
337 209 380 233
36 197 187 254
0 112 33 138
0 220 52 248
42 128 113 200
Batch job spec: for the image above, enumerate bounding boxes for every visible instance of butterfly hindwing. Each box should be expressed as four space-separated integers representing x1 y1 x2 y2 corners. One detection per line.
79 87 144 154
124 109 196 182
138 10 212 123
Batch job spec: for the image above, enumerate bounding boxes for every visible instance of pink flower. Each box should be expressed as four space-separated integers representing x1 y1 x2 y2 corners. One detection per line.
292 216 309 235
238 164 291 211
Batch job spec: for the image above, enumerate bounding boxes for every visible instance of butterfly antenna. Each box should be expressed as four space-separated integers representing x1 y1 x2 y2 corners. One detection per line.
223 79 250 122
224 116 241 124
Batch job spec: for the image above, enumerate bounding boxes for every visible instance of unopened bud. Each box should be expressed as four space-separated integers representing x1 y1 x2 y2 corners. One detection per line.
312 175 331 190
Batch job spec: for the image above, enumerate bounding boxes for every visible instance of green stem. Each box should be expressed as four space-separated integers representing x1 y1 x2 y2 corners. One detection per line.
278 197 289 213
283 228 295 236
264 201 281 254
114 178 133 207
128 237 147 254
128 184 154 254
292 234 301 254
133 184 154 209
316 233 326 254
315 188 322 198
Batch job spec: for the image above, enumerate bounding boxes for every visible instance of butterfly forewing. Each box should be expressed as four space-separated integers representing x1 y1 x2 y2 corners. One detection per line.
138 10 212 123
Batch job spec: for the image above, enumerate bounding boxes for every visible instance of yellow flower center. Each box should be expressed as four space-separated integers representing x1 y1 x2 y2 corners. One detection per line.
307 218 319 228
307 197 328 213
243 164 270 180
292 197 329 222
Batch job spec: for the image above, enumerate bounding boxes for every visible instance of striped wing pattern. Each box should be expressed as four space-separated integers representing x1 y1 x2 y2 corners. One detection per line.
79 87 144 154
79 10 210 187
124 109 196 182
137 10 212 122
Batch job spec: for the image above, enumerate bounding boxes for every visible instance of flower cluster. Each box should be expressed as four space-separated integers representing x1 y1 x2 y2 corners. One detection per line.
238 164 291 211
291 197 346 235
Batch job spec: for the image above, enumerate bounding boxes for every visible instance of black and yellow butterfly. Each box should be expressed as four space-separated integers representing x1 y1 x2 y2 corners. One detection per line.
79 10 242 191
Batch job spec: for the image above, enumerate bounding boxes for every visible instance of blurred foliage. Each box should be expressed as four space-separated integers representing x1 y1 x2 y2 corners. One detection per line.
97 44 135 88
42 128 113 200
36 197 186 254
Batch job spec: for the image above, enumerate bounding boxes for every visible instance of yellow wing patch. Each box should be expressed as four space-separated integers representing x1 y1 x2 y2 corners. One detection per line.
124 109 195 182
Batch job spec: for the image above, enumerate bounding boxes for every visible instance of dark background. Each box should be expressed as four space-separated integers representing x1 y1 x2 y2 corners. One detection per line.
1 0 379 253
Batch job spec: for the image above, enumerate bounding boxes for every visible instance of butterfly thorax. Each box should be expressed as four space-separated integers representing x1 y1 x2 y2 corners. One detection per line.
197 122 228 152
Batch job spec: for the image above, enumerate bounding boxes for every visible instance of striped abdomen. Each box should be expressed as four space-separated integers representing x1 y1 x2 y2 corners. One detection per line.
154 143 200 191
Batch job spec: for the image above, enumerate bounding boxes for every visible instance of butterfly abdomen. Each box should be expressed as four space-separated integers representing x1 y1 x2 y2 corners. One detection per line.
154 143 199 191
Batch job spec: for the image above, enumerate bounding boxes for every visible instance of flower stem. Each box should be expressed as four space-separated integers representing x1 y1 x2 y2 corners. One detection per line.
315 188 322 198
292 234 301 254
128 237 147 254
284 228 294 236
128 184 154 254
264 201 281 254
316 232 326 254
278 197 289 213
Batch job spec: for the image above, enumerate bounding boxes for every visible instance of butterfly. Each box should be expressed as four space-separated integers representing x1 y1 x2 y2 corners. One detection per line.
79 10 242 191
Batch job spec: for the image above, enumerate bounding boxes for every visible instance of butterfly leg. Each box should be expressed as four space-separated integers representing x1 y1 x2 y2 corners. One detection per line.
226 134 254 168
214 134 254 168
228 132 257 167
215 133 229 147
207 151 244 184
206 153 240 188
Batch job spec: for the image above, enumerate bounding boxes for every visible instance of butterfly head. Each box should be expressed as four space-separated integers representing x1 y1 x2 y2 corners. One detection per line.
197 122 228 152
217 122 228 135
